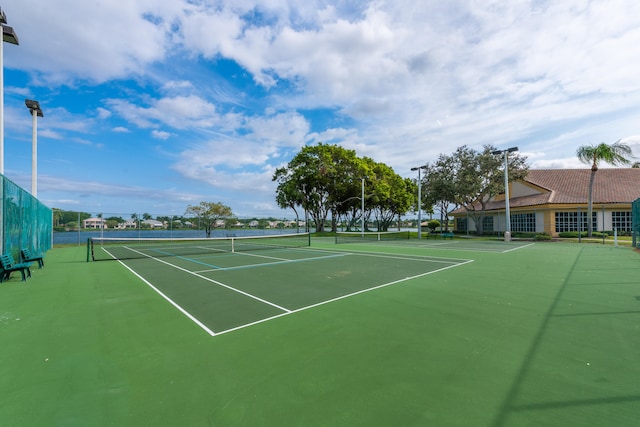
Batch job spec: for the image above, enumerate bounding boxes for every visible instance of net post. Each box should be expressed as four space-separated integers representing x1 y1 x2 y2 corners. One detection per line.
86 238 92 262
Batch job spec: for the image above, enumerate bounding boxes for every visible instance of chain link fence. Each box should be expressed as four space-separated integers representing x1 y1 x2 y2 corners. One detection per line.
1 175 52 258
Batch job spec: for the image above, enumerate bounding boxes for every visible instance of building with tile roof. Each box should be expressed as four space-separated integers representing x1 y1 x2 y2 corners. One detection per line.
452 168 640 237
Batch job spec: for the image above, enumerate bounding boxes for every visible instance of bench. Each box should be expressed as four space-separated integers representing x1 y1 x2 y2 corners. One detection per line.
0 253 32 282
21 248 44 268
442 232 454 240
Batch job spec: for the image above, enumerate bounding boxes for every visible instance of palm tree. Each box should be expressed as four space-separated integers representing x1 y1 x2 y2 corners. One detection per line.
576 141 633 237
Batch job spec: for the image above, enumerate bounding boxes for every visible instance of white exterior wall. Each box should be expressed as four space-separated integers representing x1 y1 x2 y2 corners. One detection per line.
83 218 106 229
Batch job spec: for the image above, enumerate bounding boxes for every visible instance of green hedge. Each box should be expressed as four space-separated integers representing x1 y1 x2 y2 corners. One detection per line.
558 231 609 238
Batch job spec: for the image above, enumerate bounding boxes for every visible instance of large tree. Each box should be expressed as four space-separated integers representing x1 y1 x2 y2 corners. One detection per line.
576 141 633 237
457 145 528 235
422 155 460 231
273 143 361 232
185 201 233 237
365 158 416 231
425 145 528 235
273 142 413 232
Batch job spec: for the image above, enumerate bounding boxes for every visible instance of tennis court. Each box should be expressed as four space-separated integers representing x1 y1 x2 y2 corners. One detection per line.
90 234 473 335
2 237 639 426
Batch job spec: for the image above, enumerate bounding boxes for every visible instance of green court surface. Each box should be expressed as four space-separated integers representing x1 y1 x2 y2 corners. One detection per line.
1 238 639 426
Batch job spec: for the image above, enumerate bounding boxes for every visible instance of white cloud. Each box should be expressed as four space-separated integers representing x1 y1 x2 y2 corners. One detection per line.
242 111 310 147
106 95 221 129
152 130 171 140
161 80 195 92
5 0 640 218
39 129 64 140
36 174 206 213
6 1 172 83
6 86 32 97
307 127 359 144
96 108 112 119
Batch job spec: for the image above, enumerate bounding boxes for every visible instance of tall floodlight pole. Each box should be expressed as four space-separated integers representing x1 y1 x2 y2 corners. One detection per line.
411 165 428 239
491 147 518 241
361 177 366 236
0 8 19 174
25 99 43 196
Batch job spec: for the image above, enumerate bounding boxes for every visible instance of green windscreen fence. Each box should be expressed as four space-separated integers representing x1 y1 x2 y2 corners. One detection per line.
1 175 52 259
633 198 640 249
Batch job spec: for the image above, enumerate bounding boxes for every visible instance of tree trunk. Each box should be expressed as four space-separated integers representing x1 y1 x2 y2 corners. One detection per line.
587 170 596 238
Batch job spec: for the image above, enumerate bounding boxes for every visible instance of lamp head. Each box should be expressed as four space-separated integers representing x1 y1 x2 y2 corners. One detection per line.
2 25 19 45
25 99 44 117
492 147 518 155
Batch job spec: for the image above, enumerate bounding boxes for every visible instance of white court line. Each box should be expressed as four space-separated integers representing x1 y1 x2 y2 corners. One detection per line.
392 244 530 253
214 258 475 337
122 246 292 315
342 251 462 264
311 246 472 264
419 241 460 247
357 240 535 254
104 250 217 336
502 242 536 253
194 253 350 273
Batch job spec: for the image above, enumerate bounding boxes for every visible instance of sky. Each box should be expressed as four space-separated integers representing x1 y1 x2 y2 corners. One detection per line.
2 0 640 219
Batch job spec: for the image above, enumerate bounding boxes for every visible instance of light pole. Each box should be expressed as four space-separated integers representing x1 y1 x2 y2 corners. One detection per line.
0 8 19 175
411 165 427 239
25 99 43 197
491 147 518 241
361 176 367 236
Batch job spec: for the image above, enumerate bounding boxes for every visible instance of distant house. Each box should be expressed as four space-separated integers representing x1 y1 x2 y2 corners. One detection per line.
83 217 106 229
249 220 259 228
116 220 137 229
142 219 165 229
451 169 640 237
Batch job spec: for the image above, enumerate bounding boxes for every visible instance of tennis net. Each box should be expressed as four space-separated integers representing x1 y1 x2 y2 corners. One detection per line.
87 232 311 261
335 231 410 244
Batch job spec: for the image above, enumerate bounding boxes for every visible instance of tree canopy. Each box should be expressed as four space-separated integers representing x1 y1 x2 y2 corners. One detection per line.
185 201 233 237
421 145 528 235
576 140 633 236
576 141 633 172
273 142 415 232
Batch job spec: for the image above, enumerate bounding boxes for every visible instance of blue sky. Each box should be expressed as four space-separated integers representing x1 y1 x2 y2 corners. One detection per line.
2 0 640 219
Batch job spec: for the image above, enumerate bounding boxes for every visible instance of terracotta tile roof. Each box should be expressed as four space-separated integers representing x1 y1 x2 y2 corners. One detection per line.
524 168 640 204
454 168 640 213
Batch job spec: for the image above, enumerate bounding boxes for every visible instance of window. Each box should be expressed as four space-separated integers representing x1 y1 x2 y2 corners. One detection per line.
555 211 596 233
611 211 632 232
456 217 467 232
511 213 536 233
482 216 493 232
